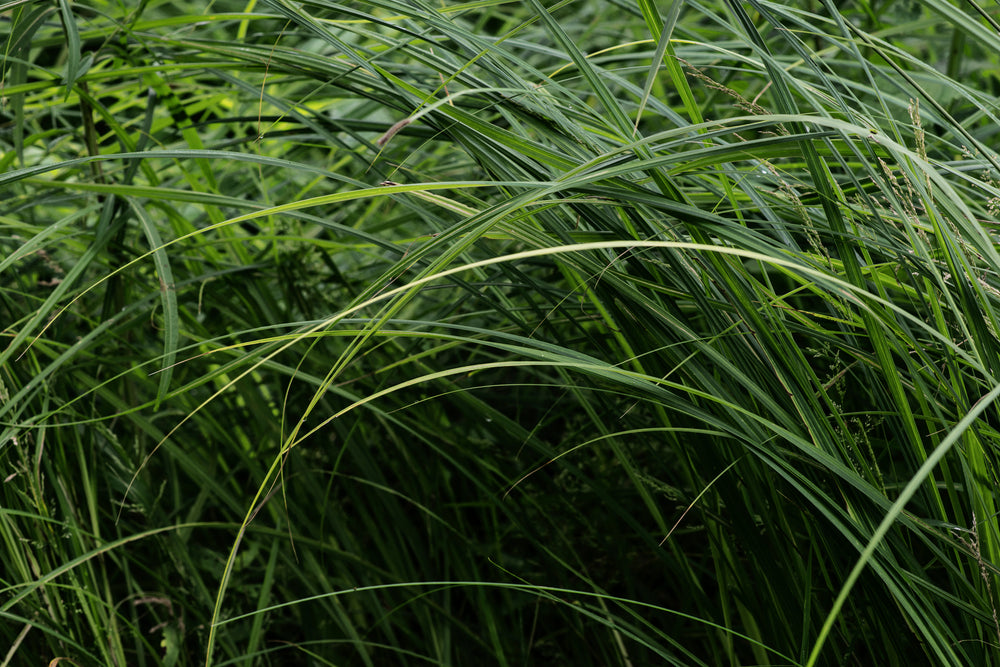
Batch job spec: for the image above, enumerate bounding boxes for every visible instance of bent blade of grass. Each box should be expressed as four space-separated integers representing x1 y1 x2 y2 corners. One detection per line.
130 201 179 409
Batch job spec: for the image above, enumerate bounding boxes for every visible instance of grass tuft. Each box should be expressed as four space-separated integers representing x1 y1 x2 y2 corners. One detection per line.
4 0 1000 664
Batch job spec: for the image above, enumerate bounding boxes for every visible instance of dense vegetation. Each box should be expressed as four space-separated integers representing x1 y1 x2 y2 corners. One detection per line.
4 0 1000 664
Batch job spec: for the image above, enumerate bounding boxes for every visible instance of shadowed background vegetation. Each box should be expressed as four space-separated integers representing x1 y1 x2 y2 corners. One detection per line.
4 0 1000 664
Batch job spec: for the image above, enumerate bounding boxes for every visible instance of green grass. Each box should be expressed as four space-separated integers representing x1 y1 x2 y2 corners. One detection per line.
4 0 1000 664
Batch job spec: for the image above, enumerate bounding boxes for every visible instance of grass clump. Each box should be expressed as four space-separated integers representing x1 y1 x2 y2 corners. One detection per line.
4 0 1000 665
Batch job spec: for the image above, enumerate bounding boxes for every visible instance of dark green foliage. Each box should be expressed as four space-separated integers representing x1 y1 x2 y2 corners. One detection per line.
4 1 1000 665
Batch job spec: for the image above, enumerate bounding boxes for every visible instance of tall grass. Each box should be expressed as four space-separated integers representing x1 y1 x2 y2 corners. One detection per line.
4 0 1000 664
